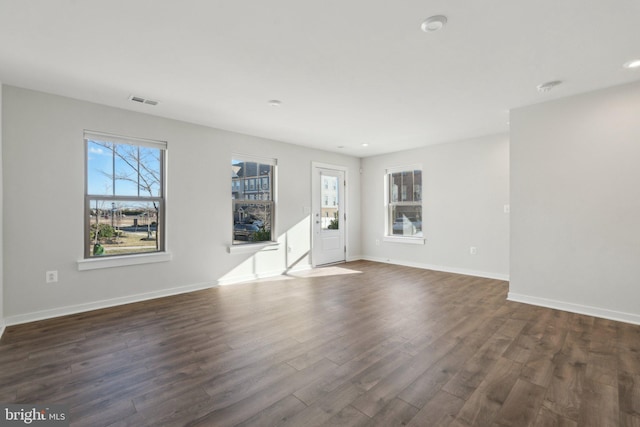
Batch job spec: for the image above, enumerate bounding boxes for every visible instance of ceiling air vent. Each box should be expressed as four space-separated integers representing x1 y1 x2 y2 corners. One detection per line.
128 95 159 106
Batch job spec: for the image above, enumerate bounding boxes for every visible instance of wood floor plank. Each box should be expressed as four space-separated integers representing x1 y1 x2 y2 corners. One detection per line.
618 373 640 423
541 329 590 422
351 334 461 417
235 395 308 427
320 405 371 427
452 357 522 427
128 386 212 426
201 362 298 412
368 398 420 427
493 378 547 427
188 357 337 427
293 337 408 406
0 260 638 426
406 390 465 427
533 405 578 427
577 379 619 427
618 323 640 375
441 329 513 400
282 378 366 427
397 337 474 409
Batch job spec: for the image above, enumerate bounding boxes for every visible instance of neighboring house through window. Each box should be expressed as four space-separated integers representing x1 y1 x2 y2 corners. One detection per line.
232 156 276 244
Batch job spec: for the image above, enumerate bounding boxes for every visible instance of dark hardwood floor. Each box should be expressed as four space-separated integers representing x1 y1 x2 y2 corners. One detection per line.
1 260 639 426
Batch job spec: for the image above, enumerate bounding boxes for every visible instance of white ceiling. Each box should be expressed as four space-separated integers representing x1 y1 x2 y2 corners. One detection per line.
1 1 639 157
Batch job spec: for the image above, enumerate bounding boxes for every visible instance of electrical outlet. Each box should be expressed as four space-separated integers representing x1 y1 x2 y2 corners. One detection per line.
375 239 380 246
470 247 477 255
504 204 510 213
46 270 58 283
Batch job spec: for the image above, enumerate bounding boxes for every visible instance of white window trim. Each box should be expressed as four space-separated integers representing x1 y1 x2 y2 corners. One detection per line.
231 154 278 249
77 251 172 271
84 130 167 150
84 130 168 260
384 164 425 244
383 236 425 245
228 242 280 254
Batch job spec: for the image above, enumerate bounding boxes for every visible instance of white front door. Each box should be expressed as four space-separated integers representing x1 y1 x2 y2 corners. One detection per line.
312 165 346 266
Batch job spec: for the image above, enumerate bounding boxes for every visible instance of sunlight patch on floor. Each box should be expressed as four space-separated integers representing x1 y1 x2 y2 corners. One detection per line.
287 265 362 278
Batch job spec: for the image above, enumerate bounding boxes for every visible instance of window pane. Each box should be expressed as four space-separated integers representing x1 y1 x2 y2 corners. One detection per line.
233 202 273 243
87 199 162 257
386 168 423 237
232 158 275 244
321 175 339 230
390 172 401 202
86 134 165 258
87 140 114 195
402 171 414 202
139 146 162 197
114 145 139 196
390 205 422 237
88 140 162 198
413 170 422 201
232 161 273 201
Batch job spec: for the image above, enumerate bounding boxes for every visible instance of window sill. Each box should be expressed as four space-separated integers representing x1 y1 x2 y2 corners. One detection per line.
77 252 172 271
228 242 280 254
383 236 425 245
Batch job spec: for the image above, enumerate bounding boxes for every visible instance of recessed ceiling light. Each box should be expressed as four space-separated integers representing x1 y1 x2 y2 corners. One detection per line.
421 15 448 32
267 100 282 107
623 59 640 69
362 143 369 147
536 80 562 93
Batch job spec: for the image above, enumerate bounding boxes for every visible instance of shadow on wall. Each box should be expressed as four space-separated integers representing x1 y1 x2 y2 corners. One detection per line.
218 216 312 285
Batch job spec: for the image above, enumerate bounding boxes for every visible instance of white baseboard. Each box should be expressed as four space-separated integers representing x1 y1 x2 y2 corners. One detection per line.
359 256 509 281
0 322 5 341
508 292 640 326
4 281 218 327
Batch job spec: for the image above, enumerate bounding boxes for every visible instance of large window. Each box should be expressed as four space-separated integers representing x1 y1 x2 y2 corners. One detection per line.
386 167 422 238
85 131 166 257
232 156 276 244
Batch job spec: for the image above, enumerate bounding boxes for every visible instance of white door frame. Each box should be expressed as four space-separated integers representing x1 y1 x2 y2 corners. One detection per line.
311 162 348 267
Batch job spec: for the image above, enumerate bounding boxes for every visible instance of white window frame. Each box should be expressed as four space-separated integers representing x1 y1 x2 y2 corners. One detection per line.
384 164 425 245
78 130 170 270
231 154 277 249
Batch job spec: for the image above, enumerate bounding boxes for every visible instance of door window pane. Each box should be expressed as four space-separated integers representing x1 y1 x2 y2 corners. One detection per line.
321 175 339 230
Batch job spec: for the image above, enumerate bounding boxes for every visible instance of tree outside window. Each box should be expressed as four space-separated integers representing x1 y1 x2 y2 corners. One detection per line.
85 131 166 257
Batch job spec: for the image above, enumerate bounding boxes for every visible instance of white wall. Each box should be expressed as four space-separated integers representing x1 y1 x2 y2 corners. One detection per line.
510 81 640 325
0 83 4 337
360 134 510 279
2 85 361 324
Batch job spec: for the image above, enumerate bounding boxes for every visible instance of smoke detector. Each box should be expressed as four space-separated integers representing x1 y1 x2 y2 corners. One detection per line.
421 15 448 32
